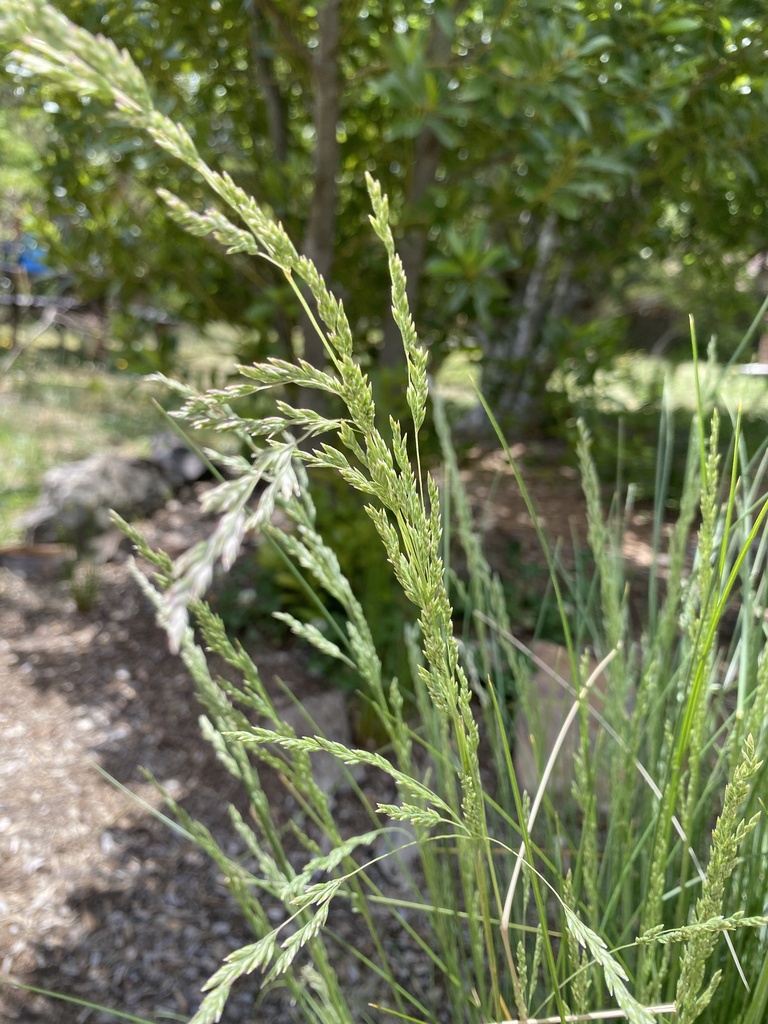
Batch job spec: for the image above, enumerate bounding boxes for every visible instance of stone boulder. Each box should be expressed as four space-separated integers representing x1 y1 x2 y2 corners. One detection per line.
514 640 611 813
24 454 173 549
150 432 206 490
274 690 353 797
22 433 209 555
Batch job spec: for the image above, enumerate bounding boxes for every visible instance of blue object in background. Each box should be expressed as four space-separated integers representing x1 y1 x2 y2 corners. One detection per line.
17 234 49 276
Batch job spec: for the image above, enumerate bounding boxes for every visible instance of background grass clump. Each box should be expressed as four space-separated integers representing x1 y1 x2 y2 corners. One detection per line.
548 342 768 500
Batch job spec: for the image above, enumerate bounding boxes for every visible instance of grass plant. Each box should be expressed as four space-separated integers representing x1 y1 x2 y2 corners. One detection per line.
2 5 768 1024
69 558 101 612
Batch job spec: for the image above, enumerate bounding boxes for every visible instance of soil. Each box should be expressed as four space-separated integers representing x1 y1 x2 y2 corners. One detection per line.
0 445 661 1023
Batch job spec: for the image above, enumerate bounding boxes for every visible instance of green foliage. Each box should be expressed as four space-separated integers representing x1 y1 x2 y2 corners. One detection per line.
549 349 768 498
3 0 767 412
0 94 46 227
5 8 768 1024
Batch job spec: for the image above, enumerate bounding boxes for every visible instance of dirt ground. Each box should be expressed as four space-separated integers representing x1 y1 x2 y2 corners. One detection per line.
0 447 661 1024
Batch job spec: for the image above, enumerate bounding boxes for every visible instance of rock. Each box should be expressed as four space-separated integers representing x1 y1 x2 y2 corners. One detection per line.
513 640 611 812
24 454 173 550
150 433 207 490
274 690 354 797
22 436 208 555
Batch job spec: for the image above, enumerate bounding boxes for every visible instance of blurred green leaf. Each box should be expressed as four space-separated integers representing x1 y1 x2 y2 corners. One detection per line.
658 17 702 34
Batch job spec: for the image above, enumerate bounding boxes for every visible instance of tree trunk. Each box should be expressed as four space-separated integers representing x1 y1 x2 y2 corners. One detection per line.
509 212 559 365
300 0 342 373
454 215 570 439
483 212 560 430
243 0 289 163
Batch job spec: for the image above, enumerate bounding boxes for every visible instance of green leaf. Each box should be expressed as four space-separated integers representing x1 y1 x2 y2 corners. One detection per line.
658 18 702 34
426 256 463 277
495 90 517 118
385 116 424 141
550 192 583 219
577 34 614 57
580 153 632 176
425 115 463 149
457 78 493 103
561 91 591 133
565 178 613 201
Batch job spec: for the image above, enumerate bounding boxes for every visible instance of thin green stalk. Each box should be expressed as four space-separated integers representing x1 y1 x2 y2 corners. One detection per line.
475 388 579 683
0 980 158 1024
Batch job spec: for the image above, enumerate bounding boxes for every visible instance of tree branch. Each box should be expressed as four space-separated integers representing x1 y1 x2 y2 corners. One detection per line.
243 0 289 163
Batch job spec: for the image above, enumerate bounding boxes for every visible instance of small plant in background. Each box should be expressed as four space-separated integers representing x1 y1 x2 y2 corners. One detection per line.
69 558 100 613
3 6 768 1024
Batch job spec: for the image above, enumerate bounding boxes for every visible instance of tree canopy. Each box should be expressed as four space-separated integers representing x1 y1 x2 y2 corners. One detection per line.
2 0 767 424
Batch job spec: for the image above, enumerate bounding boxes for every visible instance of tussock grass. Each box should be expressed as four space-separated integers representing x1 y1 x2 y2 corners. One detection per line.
3 5 768 1024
